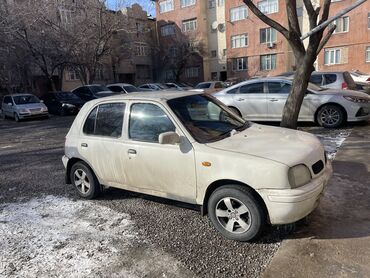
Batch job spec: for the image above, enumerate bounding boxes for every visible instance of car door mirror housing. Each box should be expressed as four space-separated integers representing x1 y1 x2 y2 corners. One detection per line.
159 132 180 145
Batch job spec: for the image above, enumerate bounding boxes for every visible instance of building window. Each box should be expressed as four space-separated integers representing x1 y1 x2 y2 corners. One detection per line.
218 0 225 6
161 24 175 36
260 54 277 70
232 57 248 71
324 48 341 65
159 0 174 13
210 50 217 58
135 43 149 56
260 27 277 43
185 67 200 78
230 6 248 22
181 0 195 8
368 13 370 28
258 0 278 14
66 69 79 81
60 8 72 25
231 34 248 48
169 46 177 57
182 18 197 32
332 16 349 33
211 72 218 80
366 47 370 62
209 0 216 8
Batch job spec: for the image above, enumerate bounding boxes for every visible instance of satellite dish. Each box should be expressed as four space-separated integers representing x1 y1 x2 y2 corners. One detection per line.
211 21 218 30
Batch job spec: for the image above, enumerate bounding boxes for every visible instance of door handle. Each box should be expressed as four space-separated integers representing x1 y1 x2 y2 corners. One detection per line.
128 149 137 155
237 98 245 101
81 143 88 147
269 99 278 102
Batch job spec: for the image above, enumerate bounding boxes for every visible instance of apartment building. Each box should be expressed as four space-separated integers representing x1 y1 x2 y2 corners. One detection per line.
317 0 370 73
154 0 227 84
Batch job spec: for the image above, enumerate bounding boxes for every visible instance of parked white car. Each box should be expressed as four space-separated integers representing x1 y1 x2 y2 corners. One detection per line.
350 70 370 83
215 77 370 128
63 91 332 241
1 94 49 121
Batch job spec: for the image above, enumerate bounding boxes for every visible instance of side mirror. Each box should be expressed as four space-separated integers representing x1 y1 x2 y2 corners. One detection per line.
159 131 180 145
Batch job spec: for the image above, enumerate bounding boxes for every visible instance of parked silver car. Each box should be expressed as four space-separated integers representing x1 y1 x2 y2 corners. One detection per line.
214 77 370 128
1 94 49 122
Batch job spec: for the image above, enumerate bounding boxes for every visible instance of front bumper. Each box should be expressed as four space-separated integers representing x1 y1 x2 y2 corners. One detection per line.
347 103 370 122
257 162 333 225
18 111 48 119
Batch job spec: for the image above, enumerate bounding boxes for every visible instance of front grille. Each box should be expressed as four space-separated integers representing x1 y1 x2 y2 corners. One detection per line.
29 108 41 112
312 160 324 175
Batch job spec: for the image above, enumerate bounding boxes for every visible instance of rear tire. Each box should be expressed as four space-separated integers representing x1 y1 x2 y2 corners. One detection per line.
316 104 345 128
70 162 101 199
207 185 265 241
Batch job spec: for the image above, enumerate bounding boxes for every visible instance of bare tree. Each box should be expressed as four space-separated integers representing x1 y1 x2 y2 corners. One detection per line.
243 0 337 129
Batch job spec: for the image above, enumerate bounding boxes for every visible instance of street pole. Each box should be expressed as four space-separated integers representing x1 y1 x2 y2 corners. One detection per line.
300 0 367 40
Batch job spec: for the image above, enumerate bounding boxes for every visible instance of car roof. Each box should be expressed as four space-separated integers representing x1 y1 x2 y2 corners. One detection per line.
4 93 34 97
107 83 135 87
86 90 201 104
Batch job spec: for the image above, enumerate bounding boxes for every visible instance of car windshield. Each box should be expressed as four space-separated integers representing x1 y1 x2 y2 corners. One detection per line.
307 82 327 91
90 86 111 94
167 94 248 143
154 83 170 89
13 95 40 105
55 92 80 100
195 83 211 89
123 85 139 93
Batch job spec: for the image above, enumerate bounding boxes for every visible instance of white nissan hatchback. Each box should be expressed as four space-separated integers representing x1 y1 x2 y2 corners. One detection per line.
63 91 332 241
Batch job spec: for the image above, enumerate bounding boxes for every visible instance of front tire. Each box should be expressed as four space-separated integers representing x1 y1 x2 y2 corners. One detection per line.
14 113 20 122
70 162 101 199
316 105 345 128
207 185 265 241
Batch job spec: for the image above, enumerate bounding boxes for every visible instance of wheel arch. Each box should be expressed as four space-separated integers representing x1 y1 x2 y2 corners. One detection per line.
201 179 269 223
314 102 348 124
65 157 98 184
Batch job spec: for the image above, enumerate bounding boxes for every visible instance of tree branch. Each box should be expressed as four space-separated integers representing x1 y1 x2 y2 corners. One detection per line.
285 0 301 36
303 0 319 30
316 24 336 55
320 0 332 23
242 0 289 39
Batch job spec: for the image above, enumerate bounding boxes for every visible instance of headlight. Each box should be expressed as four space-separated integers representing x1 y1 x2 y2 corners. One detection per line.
62 103 75 108
343 96 370 103
288 164 312 189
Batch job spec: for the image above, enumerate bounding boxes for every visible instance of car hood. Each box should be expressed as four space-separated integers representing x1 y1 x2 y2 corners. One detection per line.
16 103 45 109
206 124 324 167
317 89 370 98
61 99 84 107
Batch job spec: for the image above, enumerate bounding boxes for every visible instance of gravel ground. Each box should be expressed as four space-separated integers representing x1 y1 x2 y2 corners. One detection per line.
0 116 357 277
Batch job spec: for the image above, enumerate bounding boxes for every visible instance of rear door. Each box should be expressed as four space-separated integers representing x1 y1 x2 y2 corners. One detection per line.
2 96 13 117
232 82 267 120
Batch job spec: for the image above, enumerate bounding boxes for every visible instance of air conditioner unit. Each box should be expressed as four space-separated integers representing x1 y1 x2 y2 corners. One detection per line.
267 42 275 48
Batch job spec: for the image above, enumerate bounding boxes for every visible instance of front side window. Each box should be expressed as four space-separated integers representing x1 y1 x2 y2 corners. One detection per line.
230 6 248 22
258 0 278 14
159 0 174 13
168 94 247 143
83 103 125 138
260 27 277 43
182 18 197 32
129 103 176 143
232 57 248 71
231 34 248 48
240 83 264 94
324 48 341 65
267 82 291 94
260 54 277 70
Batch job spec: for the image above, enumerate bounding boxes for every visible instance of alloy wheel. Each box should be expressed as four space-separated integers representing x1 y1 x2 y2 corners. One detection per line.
215 197 251 234
73 169 91 194
320 107 340 126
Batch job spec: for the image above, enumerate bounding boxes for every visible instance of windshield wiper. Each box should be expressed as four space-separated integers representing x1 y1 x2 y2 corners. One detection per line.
236 121 250 131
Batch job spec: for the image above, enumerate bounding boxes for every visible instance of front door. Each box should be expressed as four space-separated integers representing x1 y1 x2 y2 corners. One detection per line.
123 102 196 203
232 82 267 120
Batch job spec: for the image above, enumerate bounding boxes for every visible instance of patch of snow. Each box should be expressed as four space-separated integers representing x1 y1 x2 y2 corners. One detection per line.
0 196 137 277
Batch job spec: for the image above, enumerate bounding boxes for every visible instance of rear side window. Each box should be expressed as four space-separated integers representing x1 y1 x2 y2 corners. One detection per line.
310 75 323 85
267 82 291 94
83 103 126 138
239 83 264 94
3 96 12 104
323 74 337 85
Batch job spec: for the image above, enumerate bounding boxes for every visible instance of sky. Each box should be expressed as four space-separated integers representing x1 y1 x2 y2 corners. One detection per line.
106 0 156 17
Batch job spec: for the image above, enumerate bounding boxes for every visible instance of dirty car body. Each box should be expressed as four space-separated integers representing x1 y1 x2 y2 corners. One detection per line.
63 91 332 241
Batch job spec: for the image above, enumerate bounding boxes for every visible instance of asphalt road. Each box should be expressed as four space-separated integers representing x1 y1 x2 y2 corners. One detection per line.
0 115 285 277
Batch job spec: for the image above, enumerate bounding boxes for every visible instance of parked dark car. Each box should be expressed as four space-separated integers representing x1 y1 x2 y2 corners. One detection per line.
41 91 84 115
71 85 117 103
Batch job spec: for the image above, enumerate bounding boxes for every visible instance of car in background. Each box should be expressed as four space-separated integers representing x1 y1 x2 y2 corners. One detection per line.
107 83 141 94
214 77 370 128
63 91 332 241
279 71 356 90
41 91 84 115
165 82 193 90
1 94 48 121
71 85 117 103
138 83 171 91
350 70 370 83
193 81 226 93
